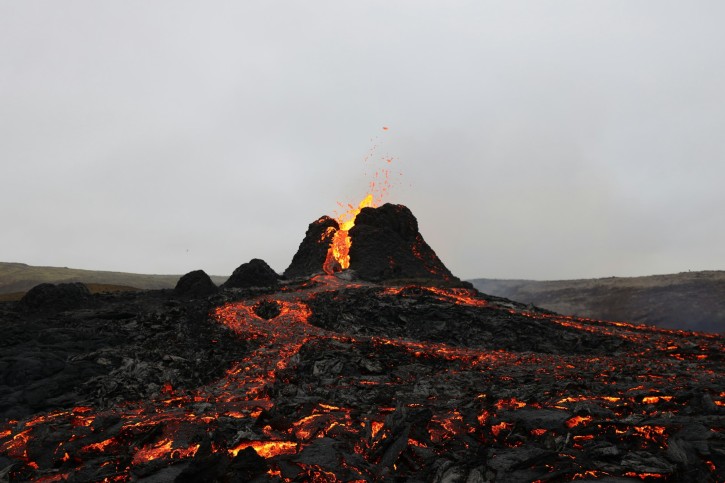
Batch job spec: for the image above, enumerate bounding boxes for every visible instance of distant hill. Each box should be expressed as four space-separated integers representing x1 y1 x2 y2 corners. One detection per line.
470 271 725 333
0 262 228 299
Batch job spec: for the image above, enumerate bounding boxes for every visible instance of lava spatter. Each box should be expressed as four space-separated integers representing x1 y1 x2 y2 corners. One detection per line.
323 194 374 274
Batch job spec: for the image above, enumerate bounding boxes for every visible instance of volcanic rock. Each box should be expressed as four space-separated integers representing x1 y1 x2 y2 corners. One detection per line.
305 286 617 355
19 282 91 311
0 289 246 420
284 216 339 278
348 204 457 282
174 270 218 297
222 258 280 289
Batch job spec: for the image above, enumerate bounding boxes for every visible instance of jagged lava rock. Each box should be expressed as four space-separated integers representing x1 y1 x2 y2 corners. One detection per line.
284 216 339 279
174 270 218 297
19 282 91 311
349 203 457 282
222 258 280 289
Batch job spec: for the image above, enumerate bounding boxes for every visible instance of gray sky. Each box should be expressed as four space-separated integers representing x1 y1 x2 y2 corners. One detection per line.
2 2 724 281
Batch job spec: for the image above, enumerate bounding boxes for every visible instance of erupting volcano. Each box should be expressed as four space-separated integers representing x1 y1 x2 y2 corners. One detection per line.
286 200 458 284
322 194 374 275
0 203 723 482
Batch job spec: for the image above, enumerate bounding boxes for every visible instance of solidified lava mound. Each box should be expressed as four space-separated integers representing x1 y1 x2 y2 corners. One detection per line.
284 216 339 279
348 204 457 282
223 259 281 289
19 282 91 311
175 270 218 297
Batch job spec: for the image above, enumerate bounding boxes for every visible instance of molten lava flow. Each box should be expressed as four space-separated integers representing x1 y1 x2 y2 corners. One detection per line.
229 441 297 458
1 276 722 481
131 439 200 464
323 193 374 274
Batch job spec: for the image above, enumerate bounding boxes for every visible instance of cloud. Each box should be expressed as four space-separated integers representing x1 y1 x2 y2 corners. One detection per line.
1 1 724 280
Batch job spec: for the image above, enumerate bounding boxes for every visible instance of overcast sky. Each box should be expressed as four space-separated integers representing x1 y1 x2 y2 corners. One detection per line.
2 2 724 281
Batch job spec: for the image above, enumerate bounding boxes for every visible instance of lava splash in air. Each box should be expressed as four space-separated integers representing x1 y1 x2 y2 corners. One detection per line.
322 132 401 274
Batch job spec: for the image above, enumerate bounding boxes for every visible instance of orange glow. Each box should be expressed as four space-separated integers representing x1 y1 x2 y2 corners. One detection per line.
491 422 513 437
565 415 592 428
34 473 68 483
572 434 595 448
642 396 672 404
623 472 667 480
495 397 527 410
132 439 199 464
572 470 602 479
408 438 427 447
318 403 342 411
71 415 94 427
632 425 667 444
324 194 374 274
229 440 297 458
292 414 323 441
297 464 340 482
371 421 384 438
477 410 491 426
132 439 169 461
321 148 401 274
80 438 115 453
224 411 246 418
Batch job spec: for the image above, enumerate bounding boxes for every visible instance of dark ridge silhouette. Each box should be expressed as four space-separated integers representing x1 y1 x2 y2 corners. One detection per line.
223 258 280 289
175 270 218 297
19 282 91 311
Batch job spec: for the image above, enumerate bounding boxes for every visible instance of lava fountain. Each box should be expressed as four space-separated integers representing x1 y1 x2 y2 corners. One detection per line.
322 194 375 274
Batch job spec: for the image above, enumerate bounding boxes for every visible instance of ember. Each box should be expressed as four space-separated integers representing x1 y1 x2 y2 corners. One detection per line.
1 204 723 482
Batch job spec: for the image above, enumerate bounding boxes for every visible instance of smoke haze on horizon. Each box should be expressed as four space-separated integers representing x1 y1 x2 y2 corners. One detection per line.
2 2 724 281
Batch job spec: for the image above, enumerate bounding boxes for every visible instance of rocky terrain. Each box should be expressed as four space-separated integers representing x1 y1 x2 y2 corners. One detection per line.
470 272 725 333
1 204 723 482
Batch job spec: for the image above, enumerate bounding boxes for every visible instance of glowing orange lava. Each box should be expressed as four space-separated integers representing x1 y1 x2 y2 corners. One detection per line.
229 441 297 458
321 142 400 274
323 193 375 274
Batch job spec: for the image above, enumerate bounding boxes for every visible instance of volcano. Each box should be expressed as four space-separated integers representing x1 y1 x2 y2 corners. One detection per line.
285 203 461 284
1 204 723 482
